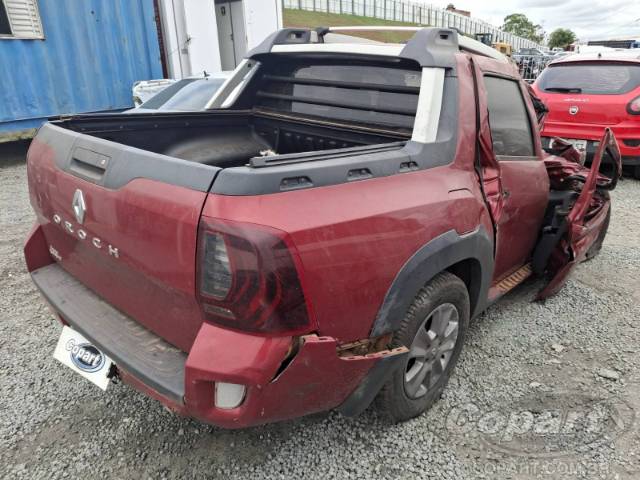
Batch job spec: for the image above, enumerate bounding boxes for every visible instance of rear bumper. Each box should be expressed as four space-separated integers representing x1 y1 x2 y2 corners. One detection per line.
541 120 640 159
622 156 640 167
29 260 404 428
31 264 187 404
542 136 640 168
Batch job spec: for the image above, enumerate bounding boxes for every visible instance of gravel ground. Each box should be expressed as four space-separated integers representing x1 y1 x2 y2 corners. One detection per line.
1 142 639 479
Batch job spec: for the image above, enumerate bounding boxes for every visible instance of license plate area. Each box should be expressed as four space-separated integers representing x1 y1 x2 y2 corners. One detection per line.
53 326 114 390
565 138 587 151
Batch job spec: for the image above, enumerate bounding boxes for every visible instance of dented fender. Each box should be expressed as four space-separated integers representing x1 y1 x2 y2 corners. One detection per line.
183 324 407 428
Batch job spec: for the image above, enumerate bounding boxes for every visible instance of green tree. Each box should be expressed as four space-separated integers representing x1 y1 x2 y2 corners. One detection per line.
502 13 544 43
548 28 577 50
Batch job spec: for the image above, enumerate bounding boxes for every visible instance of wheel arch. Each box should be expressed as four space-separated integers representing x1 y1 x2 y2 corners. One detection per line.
370 227 494 338
446 257 483 318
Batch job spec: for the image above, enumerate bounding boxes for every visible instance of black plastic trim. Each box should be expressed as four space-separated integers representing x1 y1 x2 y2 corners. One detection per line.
37 122 219 192
247 27 460 71
246 29 310 57
399 28 459 70
337 351 408 417
272 28 313 45
262 74 421 94
370 227 494 338
250 141 406 168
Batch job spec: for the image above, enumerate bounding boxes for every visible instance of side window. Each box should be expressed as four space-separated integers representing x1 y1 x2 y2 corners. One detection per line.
256 63 421 133
484 76 535 157
0 1 11 35
0 0 44 39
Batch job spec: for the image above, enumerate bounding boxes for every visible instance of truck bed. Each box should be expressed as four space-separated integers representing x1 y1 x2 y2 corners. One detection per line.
58 109 410 170
27 109 419 352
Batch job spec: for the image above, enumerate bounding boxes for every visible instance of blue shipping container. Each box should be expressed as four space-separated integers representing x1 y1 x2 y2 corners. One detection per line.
0 0 162 141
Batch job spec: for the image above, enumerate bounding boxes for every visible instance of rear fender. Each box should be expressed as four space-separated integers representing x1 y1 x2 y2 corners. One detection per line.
370 227 494 338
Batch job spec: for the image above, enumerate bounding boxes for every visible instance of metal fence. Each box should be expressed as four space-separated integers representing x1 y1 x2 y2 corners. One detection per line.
283 0 543 51
514 55 551 83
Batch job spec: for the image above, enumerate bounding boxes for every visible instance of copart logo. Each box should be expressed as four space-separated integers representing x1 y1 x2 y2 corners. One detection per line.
445 392 635 458
66 338 105 373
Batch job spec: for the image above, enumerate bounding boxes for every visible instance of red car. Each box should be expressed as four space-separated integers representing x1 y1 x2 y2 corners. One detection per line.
24 27 621 429
533 50 640 178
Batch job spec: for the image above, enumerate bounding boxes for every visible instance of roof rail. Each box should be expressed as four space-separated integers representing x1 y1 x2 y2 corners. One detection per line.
321 26 507 62
247 26 507 67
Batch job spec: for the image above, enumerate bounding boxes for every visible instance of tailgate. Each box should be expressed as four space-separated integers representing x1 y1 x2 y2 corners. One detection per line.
27 123 220 352
542 93 632 126
537 62 640 127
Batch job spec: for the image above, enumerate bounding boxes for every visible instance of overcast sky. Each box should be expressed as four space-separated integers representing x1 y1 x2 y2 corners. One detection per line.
428 0 640 42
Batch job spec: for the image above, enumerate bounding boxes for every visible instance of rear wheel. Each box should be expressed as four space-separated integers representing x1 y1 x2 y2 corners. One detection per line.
376 272 470 422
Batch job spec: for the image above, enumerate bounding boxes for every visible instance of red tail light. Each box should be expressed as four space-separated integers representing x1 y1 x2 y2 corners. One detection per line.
196 217 314 335
628 96 640 115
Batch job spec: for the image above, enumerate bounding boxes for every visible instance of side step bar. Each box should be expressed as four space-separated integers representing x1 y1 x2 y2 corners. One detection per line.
488 263 533 300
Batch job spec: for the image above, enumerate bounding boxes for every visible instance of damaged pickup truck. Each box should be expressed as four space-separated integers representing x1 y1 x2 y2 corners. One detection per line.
24 27 621 428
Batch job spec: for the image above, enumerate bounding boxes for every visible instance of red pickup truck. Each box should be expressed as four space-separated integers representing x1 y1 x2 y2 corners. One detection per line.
24 27 621 428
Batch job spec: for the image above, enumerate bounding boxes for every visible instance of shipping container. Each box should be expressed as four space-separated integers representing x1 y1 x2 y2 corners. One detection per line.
0 0 162 142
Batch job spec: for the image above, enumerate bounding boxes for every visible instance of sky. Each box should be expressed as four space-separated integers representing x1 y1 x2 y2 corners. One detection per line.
428 0 640 42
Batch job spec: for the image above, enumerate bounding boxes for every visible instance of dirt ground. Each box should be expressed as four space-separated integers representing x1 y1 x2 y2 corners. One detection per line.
1 141 639 479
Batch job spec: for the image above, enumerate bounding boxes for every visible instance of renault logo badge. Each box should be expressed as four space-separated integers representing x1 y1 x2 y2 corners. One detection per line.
72 189 86 225
569 106 579 115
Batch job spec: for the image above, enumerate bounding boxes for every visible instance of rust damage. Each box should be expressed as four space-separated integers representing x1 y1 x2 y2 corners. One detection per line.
336 333 408 358
272 333 404 383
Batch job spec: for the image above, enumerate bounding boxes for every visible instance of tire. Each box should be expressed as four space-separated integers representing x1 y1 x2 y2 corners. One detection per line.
376 272 470 422
585 203 611 261
634 166 640 180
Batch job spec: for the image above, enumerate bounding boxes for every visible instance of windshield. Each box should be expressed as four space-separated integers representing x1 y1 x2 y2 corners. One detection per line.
140 78 227 111
537 63 640 94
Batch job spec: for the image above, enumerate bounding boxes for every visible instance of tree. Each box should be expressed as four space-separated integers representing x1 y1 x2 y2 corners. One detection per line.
502 13 544 43
548 28 577 50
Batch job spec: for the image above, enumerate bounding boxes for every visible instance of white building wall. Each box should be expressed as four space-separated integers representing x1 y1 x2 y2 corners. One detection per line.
183 0 222 75
158 0 283 79
243 0 283 48
157 0 188 78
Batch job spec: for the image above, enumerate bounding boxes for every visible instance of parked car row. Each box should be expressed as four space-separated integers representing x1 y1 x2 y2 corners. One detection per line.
129 73 231 112
532 50 640 178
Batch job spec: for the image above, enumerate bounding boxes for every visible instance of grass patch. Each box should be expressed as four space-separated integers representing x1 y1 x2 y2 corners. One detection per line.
283 8 424 43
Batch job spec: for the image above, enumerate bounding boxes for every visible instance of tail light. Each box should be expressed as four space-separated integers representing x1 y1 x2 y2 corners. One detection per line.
196 217 314 335
627 96 640 115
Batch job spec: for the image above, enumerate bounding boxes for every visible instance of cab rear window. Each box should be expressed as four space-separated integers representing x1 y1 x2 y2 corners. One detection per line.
537 63 640 94
253 60 422 132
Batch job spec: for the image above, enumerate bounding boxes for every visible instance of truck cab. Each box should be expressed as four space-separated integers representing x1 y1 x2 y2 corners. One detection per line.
24 27 619 428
